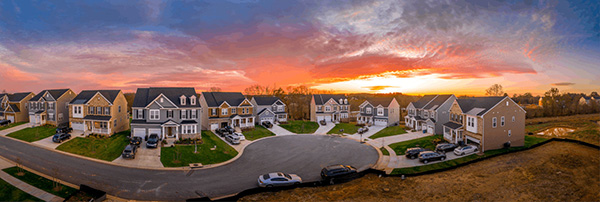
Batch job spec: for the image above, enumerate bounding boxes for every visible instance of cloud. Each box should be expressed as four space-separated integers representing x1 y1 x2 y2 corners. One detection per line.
365 86 393 91
551 82 575 86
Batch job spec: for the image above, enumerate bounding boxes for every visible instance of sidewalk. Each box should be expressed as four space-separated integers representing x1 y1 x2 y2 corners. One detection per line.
0 158 63 202
314 122 335 135
268 124 296 136
0 123 32 136
366 131 433 148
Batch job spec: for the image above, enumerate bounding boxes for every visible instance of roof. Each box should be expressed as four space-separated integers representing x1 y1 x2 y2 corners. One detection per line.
9 104 20 112
457 96 506 116
365 97 395 107
443 122 463 129
132 87 199 108
70 90 121 104
181 120 198 124
8 92 32 102
423 94 453 110
412 95 438 108
253 96 281 105
83 115 112 121
202 92 247 107
30 89 70 101
313 94 348 105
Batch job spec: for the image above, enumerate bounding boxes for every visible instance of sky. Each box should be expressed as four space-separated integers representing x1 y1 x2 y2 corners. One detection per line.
0 0 598 96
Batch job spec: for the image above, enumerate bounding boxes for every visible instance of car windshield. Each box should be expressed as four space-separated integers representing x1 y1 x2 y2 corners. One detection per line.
263 174 270 180
284 173 292 179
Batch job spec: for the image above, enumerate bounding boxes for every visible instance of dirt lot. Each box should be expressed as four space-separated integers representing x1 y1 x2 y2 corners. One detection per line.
239 141 599 201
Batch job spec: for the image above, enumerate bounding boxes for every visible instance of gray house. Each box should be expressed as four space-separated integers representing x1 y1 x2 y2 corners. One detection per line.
357 97 400 127
130 87 202 140
310 94 350 123
251 96 287 124
405 94 456 134
28 89 77 127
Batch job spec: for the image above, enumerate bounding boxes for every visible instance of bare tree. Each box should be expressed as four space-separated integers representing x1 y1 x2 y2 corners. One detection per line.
485 84 504 96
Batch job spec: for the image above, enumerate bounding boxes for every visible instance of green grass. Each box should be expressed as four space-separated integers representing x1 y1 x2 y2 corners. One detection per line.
388 135 443 155
3 167 77 198
161 131 239 167
7 125 55 142
327 123 361 134
525 114 599 145
56 131 130 161
391 136 550 175
243 125 276 141
380 147 390 156
0 122 27 131
0 178 40 201
369 126 408 139
279 120 319 134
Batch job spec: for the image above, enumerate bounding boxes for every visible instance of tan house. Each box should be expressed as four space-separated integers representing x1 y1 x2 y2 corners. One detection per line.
200 92 254 130
443 96 526 152
310 94 350 123
1 92 34 123
69 90 129 136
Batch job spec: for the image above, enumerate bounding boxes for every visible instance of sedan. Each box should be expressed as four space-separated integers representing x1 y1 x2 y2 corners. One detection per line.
405 147 430 159
435 143 458 153
454 145 478 156
418 151 446 164
262 121 273 128
52 133 71 143
258 172 302 187
232 132 246 141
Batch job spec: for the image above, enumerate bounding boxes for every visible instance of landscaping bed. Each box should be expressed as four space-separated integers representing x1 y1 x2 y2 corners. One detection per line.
279 120 319 134
3 166 77 198
369 126 408 139
327 123 360 134
0 178 40 201
7 125 55 142
56 131 130 161
161 131 238 167
243 125 275 141
0 122 27 131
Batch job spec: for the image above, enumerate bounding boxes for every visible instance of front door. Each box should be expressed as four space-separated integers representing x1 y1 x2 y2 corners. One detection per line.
167 127 174 138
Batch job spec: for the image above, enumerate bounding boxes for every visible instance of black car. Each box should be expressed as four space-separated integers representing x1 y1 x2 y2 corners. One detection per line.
405 147 430 159
52 133 71 143
146 134 159 148
55 125 73 134
320 164 358 184
320 119 327 126
435 143 458 153
122 144 137 159
216 128 229 137
262 121 273 128
418 151 446 164
0 120 11 126
130 136 142 147
224 125 235 133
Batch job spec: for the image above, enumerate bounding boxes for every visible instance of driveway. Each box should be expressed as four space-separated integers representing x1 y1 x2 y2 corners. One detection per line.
393 151 476 168
0 123 31 136
112 142 164 168
366 131 433 148
346 125 386 141
0 134 378 201
314 122 335 135
32 131 83 149
268 124 296 136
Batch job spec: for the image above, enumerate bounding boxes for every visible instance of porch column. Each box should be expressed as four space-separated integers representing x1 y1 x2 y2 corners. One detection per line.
176 127 179 139
161 126 165 139
107 121 111 135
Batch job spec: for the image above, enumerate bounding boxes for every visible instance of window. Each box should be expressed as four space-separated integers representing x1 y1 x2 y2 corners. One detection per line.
114 119 117 127
96 107 101 114
182 125 197 134
150 109 160 120
512 116 515 122
318 106 322 111
277 105 283 112
508 130 511 137
325 106 331 112
182 109 187 119
118 106 121 112
334 106 338 111
377 108 384 116
90 107 95 114
49 102 54 109
211 108 217 115
58 113 63 121
492 117 497 128
160 97 164 103
180 96 186 105
190 96 196 105
137 109 143 119
104 107 110 115
366 107 371 114
501 116 505 127
232 108 237 114
166 110 172 118
221 108 228 115
191 110 197 119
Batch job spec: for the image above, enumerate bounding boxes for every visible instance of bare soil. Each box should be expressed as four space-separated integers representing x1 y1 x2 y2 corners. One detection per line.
240 141 599 202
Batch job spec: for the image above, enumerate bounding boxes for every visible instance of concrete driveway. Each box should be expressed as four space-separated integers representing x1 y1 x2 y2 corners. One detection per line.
367 131 433 148
32 131 83 149
393 151 476 168
268 124 296 136
314 121 335 135
112 142 164 168
212 130 252 152
346 125 386 141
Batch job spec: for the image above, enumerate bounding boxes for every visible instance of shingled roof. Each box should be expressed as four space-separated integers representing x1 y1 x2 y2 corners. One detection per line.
70 90 121 104
253 96 282 105
365 97 395 107
132 87 199 108
202 92 247 107
423 94 453 110
8 92 32 102
30 89 70 101
412 95 437 108
313 94 347 105
457 96 506 116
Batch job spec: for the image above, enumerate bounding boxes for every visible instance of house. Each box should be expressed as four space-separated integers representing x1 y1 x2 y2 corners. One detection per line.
310 94 350 123
405 94 456 134
28 89 77 127
68 90 129 136
579 96 600 105
251 96 287 124
443 96 526 152
130 87 202 140
1 92 35 123
356 97 400 126
200 92 255 130
0 93 7 120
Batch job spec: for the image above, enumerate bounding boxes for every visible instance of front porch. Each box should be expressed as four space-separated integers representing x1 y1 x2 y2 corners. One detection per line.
30 111 47 127
357 115 373 125
85 120 111 135
232 116 255 129
443 122 464 144
276 113 287 123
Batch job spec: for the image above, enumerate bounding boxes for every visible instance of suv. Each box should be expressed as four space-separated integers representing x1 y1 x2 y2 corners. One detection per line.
418 151 446 164
56 125 73 134
122 144 137 159
358 126 369 134
130 136 142 147
320 164 358 184
146 134 159 148
405 147 430 159
262 121 273 128
52 133 71 143
0 120 11 126
435 143 458 153
224 125 235 134
215 128 228 137
225 134 240 145
320 119 327 126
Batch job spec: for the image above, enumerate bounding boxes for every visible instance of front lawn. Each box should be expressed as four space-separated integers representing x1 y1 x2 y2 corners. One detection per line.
161 131 238 167
388 135 443 155
0 122 27 131
327 123 360 134
243 125 275 141
0 178 40 201
56 131 130 161
369 126 408 139
279 120 319 134
7 125 55 142
3 167 78 198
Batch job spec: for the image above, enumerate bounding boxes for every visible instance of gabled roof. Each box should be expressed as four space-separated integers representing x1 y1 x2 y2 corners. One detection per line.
70 90 121 105
412 95 438 108
423 94 453 110
253 96 282 106
8 92 32 102
443 122 463 130
30 89 70 101
313 94 347 105
8 104 20 112
457 96 506 116
132 87 198 108
365 97 395 107
202 92 247 107
257 108 275 116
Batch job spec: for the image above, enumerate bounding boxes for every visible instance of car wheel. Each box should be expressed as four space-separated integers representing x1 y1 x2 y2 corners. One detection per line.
423 160 428 164
266 184 273 188
329 179 335 185
461 152 465 155
441 156 446 160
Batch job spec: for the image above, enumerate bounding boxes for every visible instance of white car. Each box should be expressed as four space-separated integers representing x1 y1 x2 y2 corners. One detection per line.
454 145 478 156
258 172 302 187
233 132 245 141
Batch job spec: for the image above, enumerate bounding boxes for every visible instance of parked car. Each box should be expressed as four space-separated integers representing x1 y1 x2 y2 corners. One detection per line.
454 145 478 156
0 120 11 126
320 119 327 126
320 164 358 184
52 133 71 143
122 144 137 159
232 132 246 141
55 125 72 134
215 128 229 137
257 172 302 187
146 134 159 148
435 143 458 153
224 125 235 133
262 121 273 128
405 147 430 159
225 134 240 145
418 151 446 164
130 136 142 147
359 126 369 134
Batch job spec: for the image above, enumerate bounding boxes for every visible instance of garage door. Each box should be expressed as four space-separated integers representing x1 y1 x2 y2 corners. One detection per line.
72 122 85 131
149 128 162 139
324 116 332 122
133 128 146 138
6 115 14 123
466 136 481 144
427 126 434 134
374 119 387 126
261 117 273 124
210 123 219 131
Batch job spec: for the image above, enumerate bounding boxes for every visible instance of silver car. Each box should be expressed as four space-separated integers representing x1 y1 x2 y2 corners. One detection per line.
454 145 478 156
257 172 302 187
225 134 240 145
232 132 246 141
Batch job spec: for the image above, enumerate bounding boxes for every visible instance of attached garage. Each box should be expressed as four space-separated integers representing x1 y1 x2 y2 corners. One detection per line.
210 123 219 131
6 115 14 123
261 117 274 124
317 116 332 122
427 125 434 134
374 119 388 126
72 121 85 131
149 128 162 139
132 128 146 138
466 135 481 144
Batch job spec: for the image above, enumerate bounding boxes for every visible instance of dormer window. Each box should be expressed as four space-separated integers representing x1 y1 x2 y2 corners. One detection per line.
191 95 196 105
180 95 186 105
160 97 164 103
344 99 348 104
339 99 343 104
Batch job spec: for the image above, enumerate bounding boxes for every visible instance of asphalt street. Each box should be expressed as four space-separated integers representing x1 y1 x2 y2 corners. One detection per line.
0 134 378 200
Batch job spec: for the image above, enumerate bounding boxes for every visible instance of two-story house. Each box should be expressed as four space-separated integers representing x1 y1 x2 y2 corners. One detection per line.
357 97 400 126
405 94 455 134
251 96 288 124
443 96 526 152
69 90 129 136
200 92 255 130
130 87 202 140
28 89 77 127
2 92 34 123
310 94 350 123
0 93 7 120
